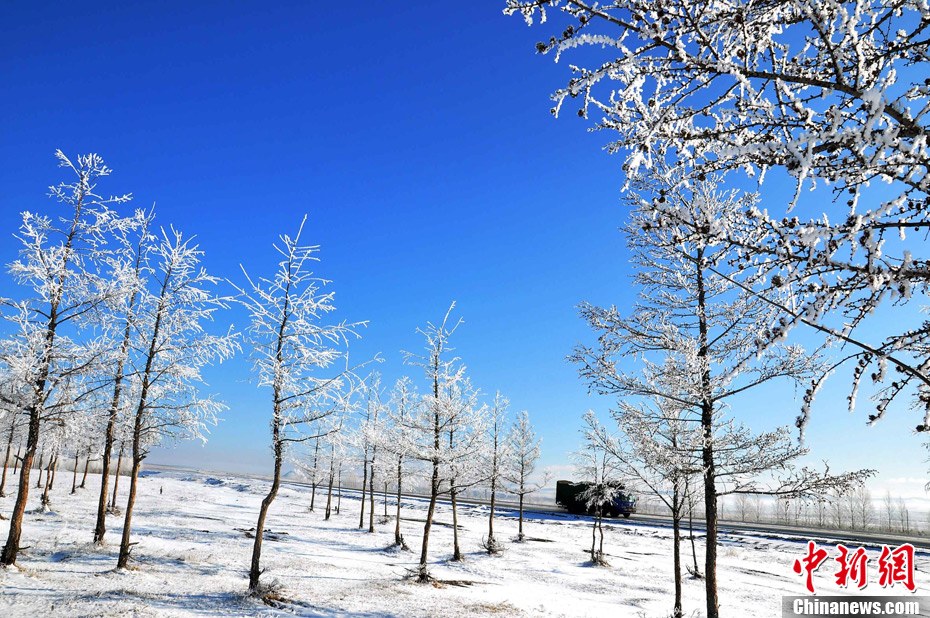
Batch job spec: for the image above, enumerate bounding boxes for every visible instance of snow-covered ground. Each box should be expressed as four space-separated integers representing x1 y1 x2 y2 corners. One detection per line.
0 469 925 617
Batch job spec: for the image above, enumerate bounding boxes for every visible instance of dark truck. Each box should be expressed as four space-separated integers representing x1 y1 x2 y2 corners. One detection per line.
555 480 637 518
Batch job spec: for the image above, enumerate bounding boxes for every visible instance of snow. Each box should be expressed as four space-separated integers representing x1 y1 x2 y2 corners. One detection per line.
0 469 925 617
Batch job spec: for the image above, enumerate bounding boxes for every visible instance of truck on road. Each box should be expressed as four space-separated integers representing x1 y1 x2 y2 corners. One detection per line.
555 480 636 518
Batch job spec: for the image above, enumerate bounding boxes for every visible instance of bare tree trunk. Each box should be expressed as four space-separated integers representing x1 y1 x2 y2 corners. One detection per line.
249 417 283 592
487 469 497 551
0 421 15 498
672 484 683 618
110 443 124 511
35 451 45 489
41 457 51 507
79 453 90 489
324 444 335 521
448 420 462 561
486 408 503 551
48 455 58 491
309 438 319 512
417 374 444 581
700 404 719 612
324 455 335 521
591 509 598 560
359 456 368 529
71 452 79 494
41 454 55 508
116 452 142 569
93 430 114 543
696 248 719 618
688 488 701 577
394 454 404 547
336 465 342 514
117 401 147 569
12 444 21 475
450 485 462 561
418 457 440 581
368 451 376 533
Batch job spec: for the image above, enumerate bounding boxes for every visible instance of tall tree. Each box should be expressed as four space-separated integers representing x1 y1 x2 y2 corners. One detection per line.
503 410 546 542
238 216 365 595
483 392 509 554
322 426 349 522
384 377 416 548
94 208 154 544
53 384 100 498
574 435 622 566
362 373 386 534
442 377 486 562
318 402 350 523
116 228 236 569
399 303 467 581
1 151 131 566
570 176 832 617
354 373 386 532
583 398 699 618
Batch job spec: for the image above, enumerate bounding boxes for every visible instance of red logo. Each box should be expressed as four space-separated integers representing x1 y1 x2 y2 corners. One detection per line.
793 542 917 594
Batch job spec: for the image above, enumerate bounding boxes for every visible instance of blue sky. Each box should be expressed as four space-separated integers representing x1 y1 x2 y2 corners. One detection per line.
2 2 926 505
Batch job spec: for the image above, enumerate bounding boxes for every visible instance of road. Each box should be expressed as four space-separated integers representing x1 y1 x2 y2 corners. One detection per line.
145 463 930 551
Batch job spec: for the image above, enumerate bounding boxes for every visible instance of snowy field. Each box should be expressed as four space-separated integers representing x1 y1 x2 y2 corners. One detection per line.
0 469 925 617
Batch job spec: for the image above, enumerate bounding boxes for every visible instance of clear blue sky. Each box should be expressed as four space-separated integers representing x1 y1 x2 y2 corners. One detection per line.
1 2 925 506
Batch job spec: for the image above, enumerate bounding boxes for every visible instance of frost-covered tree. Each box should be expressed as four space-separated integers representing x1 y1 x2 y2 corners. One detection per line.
63 395 100 496
383 376 417 548
443 377 486 561
308 397 355 524
39 396 83 510
322 422 351 521
108 428 132 512
503 409 546 541
573 435 622 566
116 228 236 569
93 208 153 544
583 392 700 618
569 176 853 617
237 216 365 595
290 431 329 513
0 151 132 566
846 485 875 530
894 495 908 532
399 303 475 581
357 372 387 533
506 0 930 428
882 490 896 532
308 438 323 511
27 372 92 511
483 392 509 554
293 395 354 519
